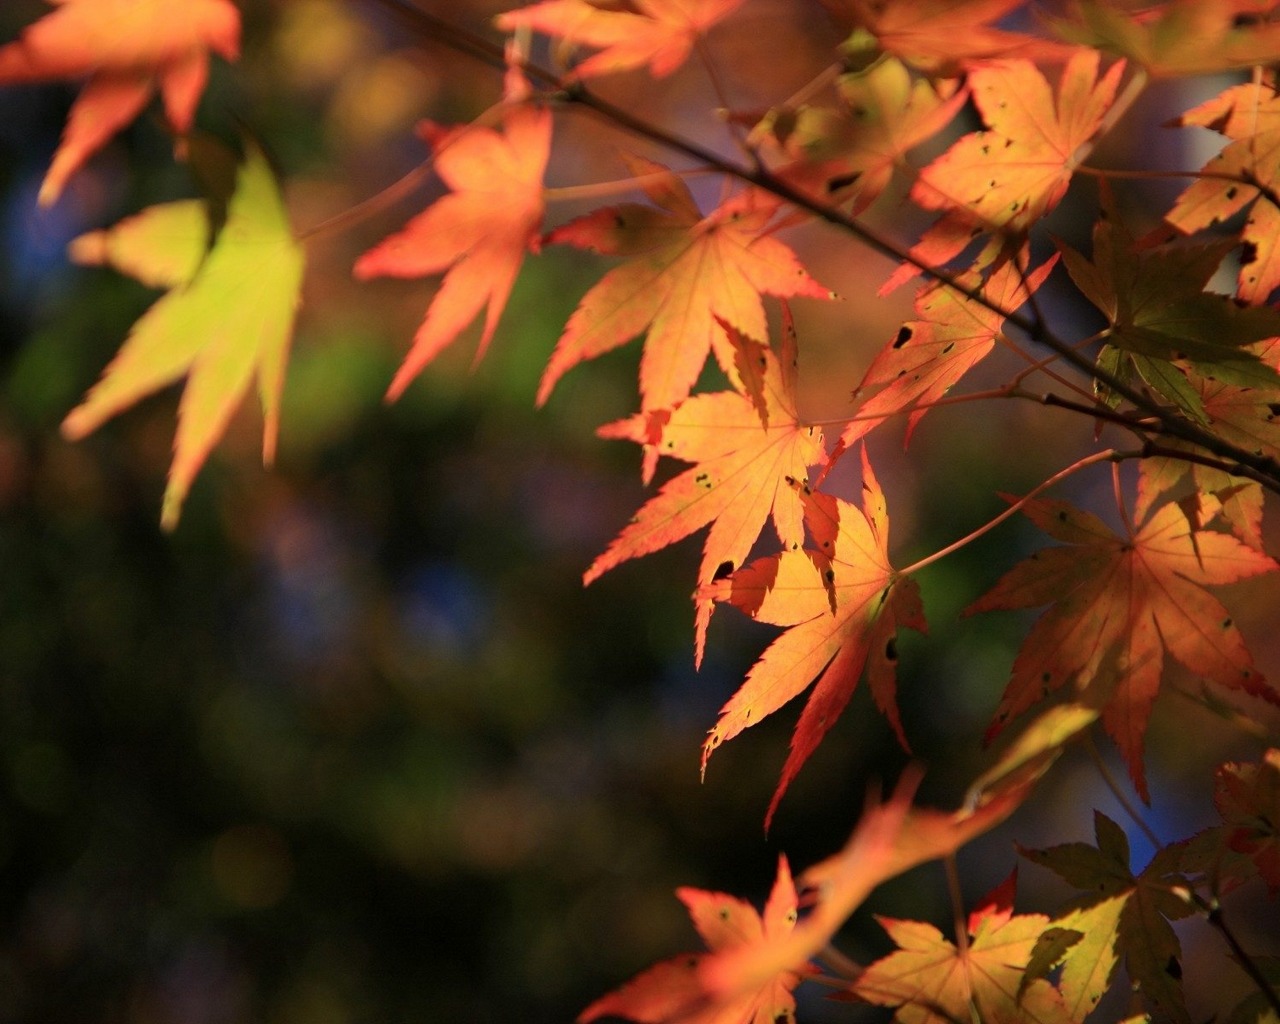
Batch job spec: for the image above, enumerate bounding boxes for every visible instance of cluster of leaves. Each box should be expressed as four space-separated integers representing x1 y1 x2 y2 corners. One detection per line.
6 0 1280 1020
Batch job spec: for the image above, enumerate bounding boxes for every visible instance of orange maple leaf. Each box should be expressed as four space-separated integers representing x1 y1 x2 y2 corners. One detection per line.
851 872 1074 1024
837 0 1066 77
1164 80 1280 305
700 771 1034 1000
0 0 240 206
354 104 551 400
578 855 808 1024
699 448 925 827
539 159 832 413
752 56 967 216
886 49 1123 293
842 252 1057 450
589 313 827 662
966 494 1280 800
496 0 744 79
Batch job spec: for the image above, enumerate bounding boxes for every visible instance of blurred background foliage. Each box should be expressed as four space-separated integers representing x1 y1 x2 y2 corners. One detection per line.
0 1 1278 1022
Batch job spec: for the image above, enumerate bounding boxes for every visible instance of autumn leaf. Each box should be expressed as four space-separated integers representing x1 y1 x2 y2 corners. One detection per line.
496 0 743 79
966 493 1280 800
699 448 925 827
1164 80 1280 305
1052 0 1280 77
843 252 1057 450
852 871 1074 1024
1022 811 1196 1023
0 0 240 206
1059 212 1280 422
885 49 1123 293
539 159 832 413
701 770 1037 1006
62 142 305 529
751 56 966 215
589 313 827 663
354 103 550 400
578 855 808 1024
1184 748 1280 896
835 0 1064 77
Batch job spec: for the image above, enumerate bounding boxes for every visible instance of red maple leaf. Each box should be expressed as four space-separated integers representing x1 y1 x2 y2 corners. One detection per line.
589 313 827 662
496 0 744 79
967 493 1280 799
354 103 551 400
539 159 832 413
0 0 240 206
699 448 925 827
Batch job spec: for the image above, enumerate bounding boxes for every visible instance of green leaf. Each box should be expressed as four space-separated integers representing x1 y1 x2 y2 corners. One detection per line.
62 142 306 528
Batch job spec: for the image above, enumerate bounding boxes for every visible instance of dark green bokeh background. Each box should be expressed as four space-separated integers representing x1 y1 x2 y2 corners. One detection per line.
1 2 1278 1022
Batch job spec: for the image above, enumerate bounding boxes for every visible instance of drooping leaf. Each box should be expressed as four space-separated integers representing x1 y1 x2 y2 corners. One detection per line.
851 872 1074 1024
539 159 832 413
699 448 925 827
966 493 1280 800
589 313 827 663
354 103 551 399
1165 79 1280 305
0 0 240 205
1052 0 1280 77
1021 811 1197 1023
886 49 1123 292
62 142 305 529
578 855 808 1024
496 0 744 79
843 252 1057 450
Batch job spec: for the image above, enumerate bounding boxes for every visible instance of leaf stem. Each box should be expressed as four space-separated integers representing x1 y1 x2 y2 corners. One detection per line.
897 448 1127 577
543 168 712 203
944 853 970 961
1084 733 1162 851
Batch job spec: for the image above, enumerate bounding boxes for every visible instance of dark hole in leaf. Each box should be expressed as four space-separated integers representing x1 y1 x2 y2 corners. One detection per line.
1241 240 1259 266
894 325 912 348
713 560 734 581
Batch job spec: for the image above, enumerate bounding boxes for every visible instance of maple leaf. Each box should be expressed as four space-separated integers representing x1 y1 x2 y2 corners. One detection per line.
1164 80 1280 305
1059 212 1280 422
62 142 305 529
835 0 1066 77
699 448 926 827
1052 0 1280 77
1183 748 1280 896
843 252 1057 450
496 0 743 79
588 313 827 662
750 56 967 215
1021 810 1197 1023
578 855 808 1024
966 493 1280 800
0 0 240 206
852 872 1074 1024
699 771 1032 1007
886 49 1123 293
538 159 832 413
354 104 551 400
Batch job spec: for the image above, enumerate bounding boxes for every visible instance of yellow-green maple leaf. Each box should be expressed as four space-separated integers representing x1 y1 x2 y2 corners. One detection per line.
62 143 305 528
